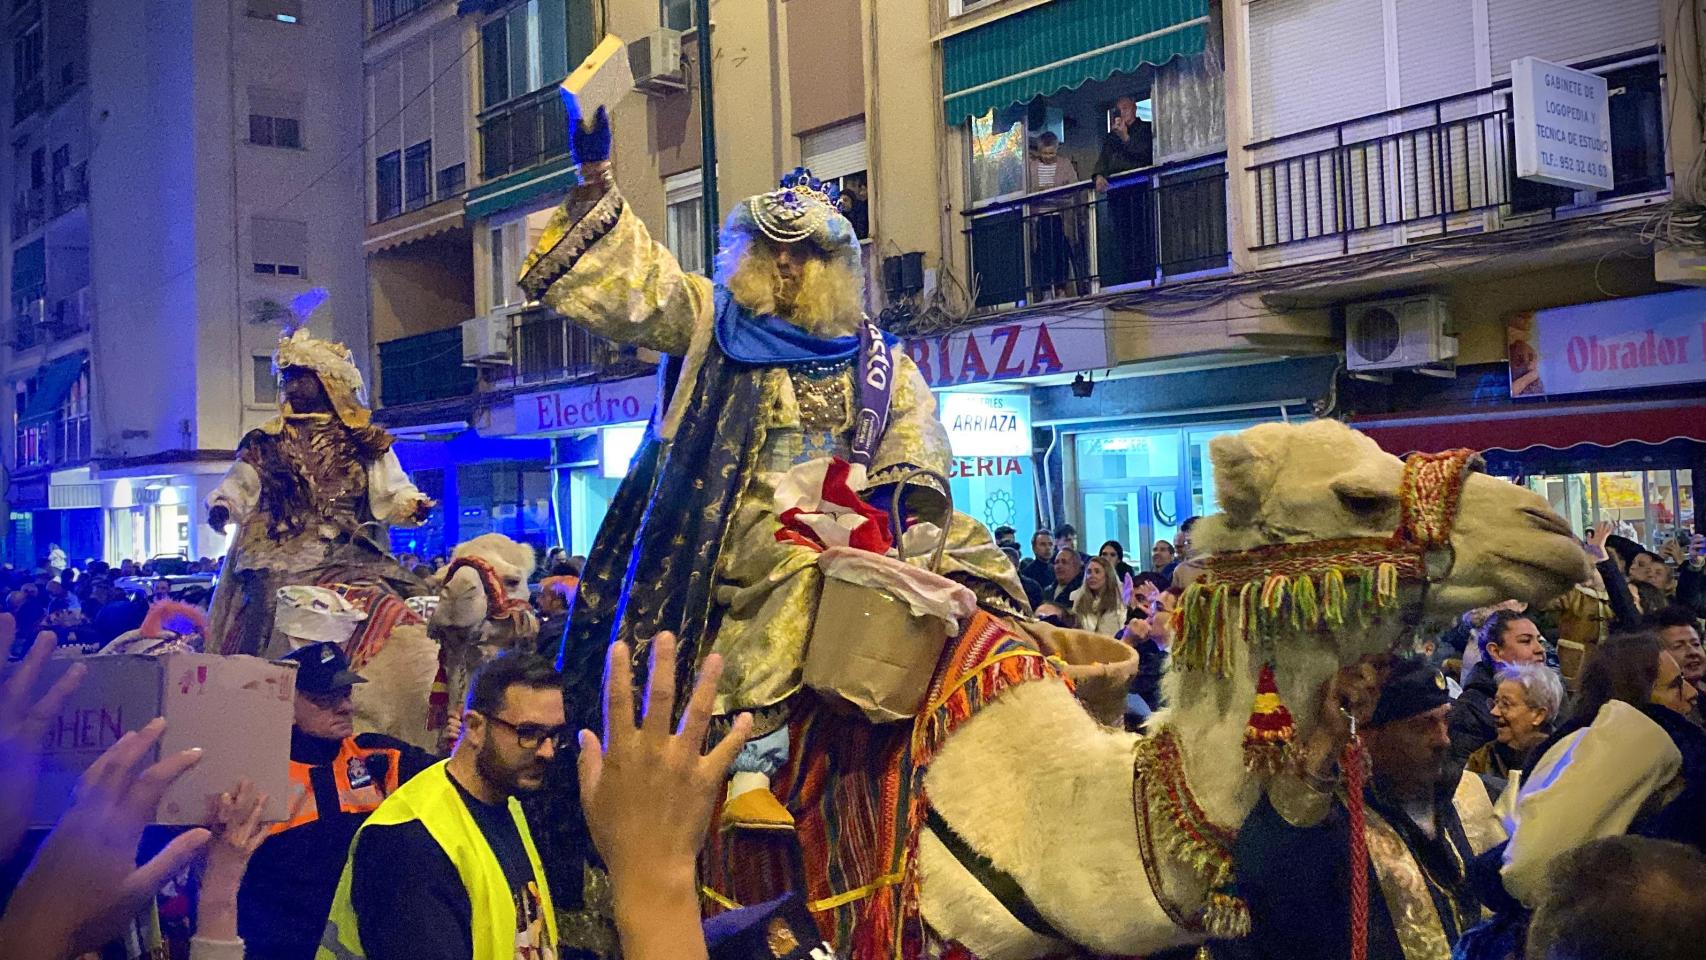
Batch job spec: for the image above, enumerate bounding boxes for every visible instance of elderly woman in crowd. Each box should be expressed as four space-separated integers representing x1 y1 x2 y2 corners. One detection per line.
1457 631 1706 959
1466 662 1563 800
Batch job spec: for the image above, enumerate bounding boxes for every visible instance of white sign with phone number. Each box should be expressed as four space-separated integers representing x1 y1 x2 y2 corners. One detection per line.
1512 57 1615 191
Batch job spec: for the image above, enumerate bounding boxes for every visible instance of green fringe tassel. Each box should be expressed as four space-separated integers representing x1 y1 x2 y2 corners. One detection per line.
1175 565 1408 675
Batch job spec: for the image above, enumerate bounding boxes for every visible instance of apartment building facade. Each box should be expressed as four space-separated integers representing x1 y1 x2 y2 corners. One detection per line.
2 0 369 565
370 0 1703 565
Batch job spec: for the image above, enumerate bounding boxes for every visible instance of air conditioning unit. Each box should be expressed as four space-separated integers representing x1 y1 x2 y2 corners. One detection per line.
461 310 514 364
1345 294 1457 372
629 29 686 96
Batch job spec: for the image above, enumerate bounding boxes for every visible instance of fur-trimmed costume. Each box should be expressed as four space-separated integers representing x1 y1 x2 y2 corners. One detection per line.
206 329 431 656
519 168 1030 729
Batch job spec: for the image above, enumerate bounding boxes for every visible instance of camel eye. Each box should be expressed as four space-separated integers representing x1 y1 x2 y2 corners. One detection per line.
1332 481 1393 517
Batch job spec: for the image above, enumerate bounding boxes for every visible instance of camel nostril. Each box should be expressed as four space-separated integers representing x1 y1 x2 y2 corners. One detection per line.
1521 507 1572 539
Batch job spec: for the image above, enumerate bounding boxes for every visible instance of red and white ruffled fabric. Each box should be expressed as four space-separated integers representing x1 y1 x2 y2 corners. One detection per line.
773 457 893 554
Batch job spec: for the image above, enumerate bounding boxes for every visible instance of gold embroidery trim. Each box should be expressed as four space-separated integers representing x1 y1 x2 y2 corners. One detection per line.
1362 807 1454 960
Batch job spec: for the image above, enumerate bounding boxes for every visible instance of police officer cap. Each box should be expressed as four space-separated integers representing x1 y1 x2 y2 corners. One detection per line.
280 642 367 694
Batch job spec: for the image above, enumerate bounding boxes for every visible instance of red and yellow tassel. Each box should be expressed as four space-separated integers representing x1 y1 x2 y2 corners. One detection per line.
1243 662 1295 774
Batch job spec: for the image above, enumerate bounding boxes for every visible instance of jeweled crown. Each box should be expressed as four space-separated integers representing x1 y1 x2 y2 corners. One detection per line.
778 167 841 208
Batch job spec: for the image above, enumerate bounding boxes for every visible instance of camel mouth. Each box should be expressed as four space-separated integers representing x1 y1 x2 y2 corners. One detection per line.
1485 546 1586 597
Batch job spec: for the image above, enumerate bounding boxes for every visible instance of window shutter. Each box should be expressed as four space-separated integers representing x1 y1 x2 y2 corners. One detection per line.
1395 0 1476 106
252 217 308 271
373 54 403 157
248 86 302 121
1248 0 1386 141
433 28 467 174
664 168 703 204
1487 0 1659 77
800 119 867 180
401 40 433 150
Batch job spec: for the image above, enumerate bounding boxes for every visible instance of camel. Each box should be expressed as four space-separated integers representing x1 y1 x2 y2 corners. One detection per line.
421 531 542 715
255 532 541 751
905 420 1590 958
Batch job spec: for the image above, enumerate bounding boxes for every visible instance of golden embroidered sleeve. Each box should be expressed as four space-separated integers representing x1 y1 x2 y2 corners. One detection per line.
517 181 712 357
871 354 951 480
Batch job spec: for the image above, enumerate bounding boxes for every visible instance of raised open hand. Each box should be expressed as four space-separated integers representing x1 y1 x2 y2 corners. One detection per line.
0 624 87 862
0 718 210 960
1584 520 1613 562
578 633 751 888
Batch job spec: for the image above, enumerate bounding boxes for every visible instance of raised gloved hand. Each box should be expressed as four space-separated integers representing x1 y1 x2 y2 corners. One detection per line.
562 89 611 166
207 504 230 533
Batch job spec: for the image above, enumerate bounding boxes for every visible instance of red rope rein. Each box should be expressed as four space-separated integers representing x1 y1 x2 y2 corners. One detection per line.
1344 737 1369 960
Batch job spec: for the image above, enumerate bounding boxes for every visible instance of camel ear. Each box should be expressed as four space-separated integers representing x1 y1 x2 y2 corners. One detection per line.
1209 431 1268 525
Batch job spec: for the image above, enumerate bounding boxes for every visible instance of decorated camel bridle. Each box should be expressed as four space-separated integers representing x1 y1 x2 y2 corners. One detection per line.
1130 448 1479 948
426 556 536 732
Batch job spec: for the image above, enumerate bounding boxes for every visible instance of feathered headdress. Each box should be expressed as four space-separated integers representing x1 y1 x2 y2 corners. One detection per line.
270 288 374 429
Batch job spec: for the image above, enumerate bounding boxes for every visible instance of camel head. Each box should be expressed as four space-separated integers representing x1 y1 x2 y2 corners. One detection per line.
429 533 540 654
1194 419 1587 625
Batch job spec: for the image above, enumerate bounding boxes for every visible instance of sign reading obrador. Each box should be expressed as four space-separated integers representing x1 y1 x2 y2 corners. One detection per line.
1507 288 1706 398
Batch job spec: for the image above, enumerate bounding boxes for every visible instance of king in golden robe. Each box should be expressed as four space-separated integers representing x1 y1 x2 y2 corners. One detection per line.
521 98 1023 831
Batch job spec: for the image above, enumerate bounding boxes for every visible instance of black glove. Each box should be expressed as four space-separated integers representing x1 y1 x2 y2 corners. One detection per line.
207 505 230 532
561 89 611 165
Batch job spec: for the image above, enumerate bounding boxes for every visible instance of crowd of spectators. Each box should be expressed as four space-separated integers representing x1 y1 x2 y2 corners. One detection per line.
0 513 1700 960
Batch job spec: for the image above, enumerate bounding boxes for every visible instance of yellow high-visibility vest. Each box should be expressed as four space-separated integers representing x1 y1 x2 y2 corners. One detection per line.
318 761 557 960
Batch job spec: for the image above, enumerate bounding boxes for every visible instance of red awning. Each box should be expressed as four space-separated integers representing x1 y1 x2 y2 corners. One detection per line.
1352 399 1706 457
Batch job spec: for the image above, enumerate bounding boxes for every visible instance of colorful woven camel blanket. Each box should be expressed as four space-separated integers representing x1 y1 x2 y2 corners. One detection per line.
700 609 1062 960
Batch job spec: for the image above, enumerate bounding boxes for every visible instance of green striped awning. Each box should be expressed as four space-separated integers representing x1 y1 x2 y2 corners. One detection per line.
942 0 1209 123
464 155 577 222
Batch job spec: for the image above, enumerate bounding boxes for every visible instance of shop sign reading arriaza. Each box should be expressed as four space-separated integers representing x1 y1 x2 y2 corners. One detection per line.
905 316 1108 389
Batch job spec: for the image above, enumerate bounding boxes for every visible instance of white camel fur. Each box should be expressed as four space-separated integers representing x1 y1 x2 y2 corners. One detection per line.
914 420 1590 959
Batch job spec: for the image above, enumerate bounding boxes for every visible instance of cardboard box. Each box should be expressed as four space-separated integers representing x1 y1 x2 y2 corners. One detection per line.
24 653 297 826
561 34 631 121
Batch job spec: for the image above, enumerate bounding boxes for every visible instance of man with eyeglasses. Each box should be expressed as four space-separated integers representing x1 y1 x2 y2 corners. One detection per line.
237 641 441 960
321 653 565 960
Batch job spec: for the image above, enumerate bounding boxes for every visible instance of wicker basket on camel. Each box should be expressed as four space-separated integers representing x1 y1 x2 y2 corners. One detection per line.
1014 622 1141 726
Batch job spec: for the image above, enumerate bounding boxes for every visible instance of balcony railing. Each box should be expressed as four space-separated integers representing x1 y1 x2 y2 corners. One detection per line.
10 290 91 350
378 326 479 408
964 156 1229 310
16 413 89 471
1248 72 1667 251
437 163 466 199
478 86 569 181
13 82 43 123
509 307 639 386
11 189 45 236
371 0 428 32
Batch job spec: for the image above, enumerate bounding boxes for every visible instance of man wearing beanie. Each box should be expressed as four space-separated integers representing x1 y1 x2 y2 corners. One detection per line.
1226 657 1503 960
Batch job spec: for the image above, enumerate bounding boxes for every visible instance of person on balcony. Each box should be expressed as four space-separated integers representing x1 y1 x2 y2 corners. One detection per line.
1093 95 1155 286
1028 131 1083 299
